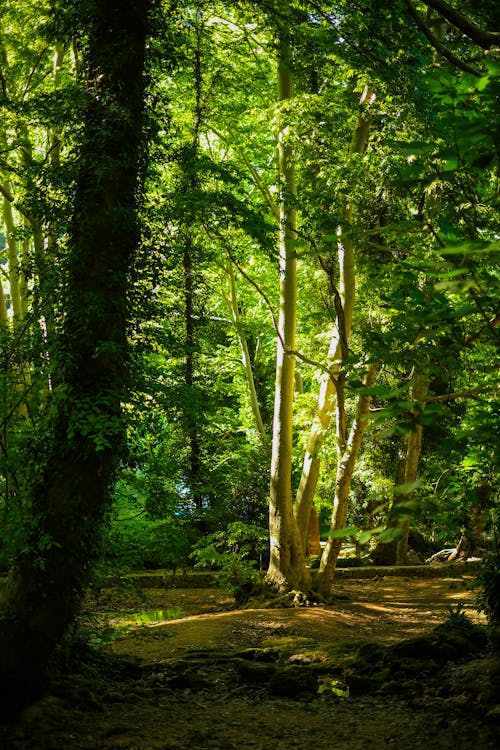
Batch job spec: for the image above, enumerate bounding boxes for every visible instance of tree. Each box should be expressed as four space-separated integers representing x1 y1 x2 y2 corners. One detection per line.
294 85 375 551
266 10 310 592
0 0 153 711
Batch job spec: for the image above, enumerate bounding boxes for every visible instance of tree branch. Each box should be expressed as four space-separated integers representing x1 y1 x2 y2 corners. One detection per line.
21 45 49 101
226 248 338 383
404 0 481 76
0 67 7 99
0 179 14 203
426 386 494 403
209 126 279 220
420 0 500 49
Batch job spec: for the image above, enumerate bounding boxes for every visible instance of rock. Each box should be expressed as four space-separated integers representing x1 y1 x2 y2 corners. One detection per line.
357 642 387 663
390 619 487 664
288 653 325 665
406 549 424 565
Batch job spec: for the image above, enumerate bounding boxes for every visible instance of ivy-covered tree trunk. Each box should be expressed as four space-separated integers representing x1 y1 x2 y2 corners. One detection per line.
0 0 151 712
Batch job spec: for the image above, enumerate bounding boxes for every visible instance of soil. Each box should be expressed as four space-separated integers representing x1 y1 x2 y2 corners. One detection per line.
1 566 500 750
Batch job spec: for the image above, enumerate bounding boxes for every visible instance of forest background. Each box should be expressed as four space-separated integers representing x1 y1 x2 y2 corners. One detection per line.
0 0 498 710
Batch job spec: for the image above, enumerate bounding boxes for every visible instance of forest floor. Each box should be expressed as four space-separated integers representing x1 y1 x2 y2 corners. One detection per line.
2 565 500 750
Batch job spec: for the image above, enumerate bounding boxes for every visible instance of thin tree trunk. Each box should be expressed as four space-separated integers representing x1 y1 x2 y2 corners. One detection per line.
2 194 23 322
294 86 375 550
2 185 30 419
182 16 204 507
225 261 267 442
0 0 151 711
396 368 428 564
183 240 203 507
315 363 378 596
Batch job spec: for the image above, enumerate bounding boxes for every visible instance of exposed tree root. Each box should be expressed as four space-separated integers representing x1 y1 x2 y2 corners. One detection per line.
238 585 329 609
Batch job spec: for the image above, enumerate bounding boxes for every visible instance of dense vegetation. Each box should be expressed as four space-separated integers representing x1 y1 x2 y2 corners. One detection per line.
0 0 498 710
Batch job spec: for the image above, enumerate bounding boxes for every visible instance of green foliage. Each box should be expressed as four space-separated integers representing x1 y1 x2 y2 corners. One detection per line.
190 521 268 591
102 513 191 571
475 509 500 625
318 677 350 698
101 478 195 571
443 601 471 627
0 0 498 612
475 554 500 626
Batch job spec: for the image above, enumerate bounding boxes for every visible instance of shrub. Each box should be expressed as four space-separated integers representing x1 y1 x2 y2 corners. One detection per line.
190 521 268 591
475 552 500 626
102 514 193 571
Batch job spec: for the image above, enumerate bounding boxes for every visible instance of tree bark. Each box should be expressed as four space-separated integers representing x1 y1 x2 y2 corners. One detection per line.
226 261 267 443
267 19 309 592
315 363 378 597
0 0 151 712
183 238 203 507
294 86 374 550
396 368 428 564
2 193 24 322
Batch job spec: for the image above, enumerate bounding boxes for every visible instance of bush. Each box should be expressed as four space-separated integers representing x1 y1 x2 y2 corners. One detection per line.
102 514 194 571
475 553 500 626
475 509 500 626
190 521 268 592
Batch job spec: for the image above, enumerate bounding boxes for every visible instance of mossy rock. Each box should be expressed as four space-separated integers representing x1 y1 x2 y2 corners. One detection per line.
391 619 487 664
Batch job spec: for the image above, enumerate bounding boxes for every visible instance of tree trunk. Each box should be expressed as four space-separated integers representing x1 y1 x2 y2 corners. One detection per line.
181 18 205 507
0 0 151 712
183 239 203 507
306 505 321 556
371 447 407 565
294 86 375 550
396 369 428 564
2 193 24 322
267 19 309 592
315 363 378 597
448 480 491 561
226 261 267 443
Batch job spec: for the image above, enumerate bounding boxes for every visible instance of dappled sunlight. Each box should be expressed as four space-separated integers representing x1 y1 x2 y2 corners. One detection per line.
104 573 486 664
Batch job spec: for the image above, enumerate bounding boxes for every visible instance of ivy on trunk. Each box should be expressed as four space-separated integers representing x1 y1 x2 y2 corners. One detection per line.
0 0 152 713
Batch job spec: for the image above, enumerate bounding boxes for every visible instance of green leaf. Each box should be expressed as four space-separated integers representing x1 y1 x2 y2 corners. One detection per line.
389 139 434 155
377 527 404 543
439 239 499 256
329 526 359 539
394 481 423 495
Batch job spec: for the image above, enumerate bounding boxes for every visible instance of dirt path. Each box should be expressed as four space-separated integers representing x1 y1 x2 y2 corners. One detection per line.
2 570 499 750
106 574 482 661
